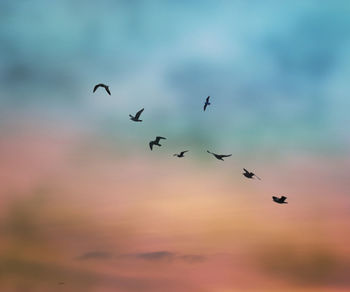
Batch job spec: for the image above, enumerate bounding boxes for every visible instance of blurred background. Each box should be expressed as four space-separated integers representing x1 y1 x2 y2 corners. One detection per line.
1 0 350 291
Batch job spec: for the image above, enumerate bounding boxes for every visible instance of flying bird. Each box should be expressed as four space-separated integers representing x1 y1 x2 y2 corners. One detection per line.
207 150 232 161
129 108 144 122
174 150 189 158
93 83 111 95
272 196 288 204
58 282 65 285
203 96 211 111
243 168 261 180
149 136 166 150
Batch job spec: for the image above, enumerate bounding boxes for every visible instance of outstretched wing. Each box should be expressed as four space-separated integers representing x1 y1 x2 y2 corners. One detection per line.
204 96 210 111
135 108 144 119
207 150 214 155
243 168 249 173
149 141 154 150
221 154 232 158
105 86 111 95
254 174 262 180
155 136 166 143
280 196 287 202
180 150 189 155
93 84 101 92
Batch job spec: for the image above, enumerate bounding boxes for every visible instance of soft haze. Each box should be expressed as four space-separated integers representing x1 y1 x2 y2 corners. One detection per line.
1 1 350 291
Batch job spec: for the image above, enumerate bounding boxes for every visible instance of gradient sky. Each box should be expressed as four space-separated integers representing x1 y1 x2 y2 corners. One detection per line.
1 1 350 291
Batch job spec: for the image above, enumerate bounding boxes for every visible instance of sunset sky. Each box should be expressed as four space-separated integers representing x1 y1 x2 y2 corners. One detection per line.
1 1 350 291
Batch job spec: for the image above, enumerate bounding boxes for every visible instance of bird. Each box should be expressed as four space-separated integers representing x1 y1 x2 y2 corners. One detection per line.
272 196 288 204
129 108 144 122
93 83 111 95
149 136 166 150
203 96 211 111
58 282 65 285
207 150 232 161
174 150 189 158
242 168 261 180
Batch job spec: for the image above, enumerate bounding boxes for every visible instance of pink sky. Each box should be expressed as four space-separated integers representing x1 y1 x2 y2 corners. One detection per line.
1 123 350 292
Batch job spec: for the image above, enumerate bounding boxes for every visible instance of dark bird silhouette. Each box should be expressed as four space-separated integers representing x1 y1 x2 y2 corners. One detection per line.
272 196 288 204
207 150 232 161
129 108 144 122
174 150 189 158
149 136 166 150
93 83 111 95
58 282 65 285
203 96 211 111
243 168 261 180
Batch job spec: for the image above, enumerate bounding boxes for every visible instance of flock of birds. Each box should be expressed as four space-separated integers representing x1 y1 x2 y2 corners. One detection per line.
93 83 288 205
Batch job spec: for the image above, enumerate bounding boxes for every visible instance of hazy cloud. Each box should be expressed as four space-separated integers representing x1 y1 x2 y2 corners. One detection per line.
77 251 113 261
256 244 350 287
179 254 207 263
121 251 207 263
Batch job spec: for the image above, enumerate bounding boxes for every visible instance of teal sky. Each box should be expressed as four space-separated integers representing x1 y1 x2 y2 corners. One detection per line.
1 0 350 157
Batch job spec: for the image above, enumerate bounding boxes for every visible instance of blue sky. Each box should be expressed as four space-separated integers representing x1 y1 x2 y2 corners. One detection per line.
1 0 349 156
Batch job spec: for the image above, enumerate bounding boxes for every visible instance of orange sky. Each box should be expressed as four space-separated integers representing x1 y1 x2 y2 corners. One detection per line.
1 124 350 291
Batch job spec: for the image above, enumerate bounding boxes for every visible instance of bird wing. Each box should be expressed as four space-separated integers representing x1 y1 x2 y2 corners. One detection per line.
243 168 249 173
206 96 210 102
135 108 144 119
180 150 189 155
207 150 214 155
280 196 287 202
203 103 207 111
105 86 111 95
149 141 154 150
93 84 101 92
221 154 232 157
155 136 166 143
254 174 261 180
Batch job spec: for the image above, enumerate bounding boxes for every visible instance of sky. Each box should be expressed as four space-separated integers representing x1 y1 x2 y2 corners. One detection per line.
0 1 350 291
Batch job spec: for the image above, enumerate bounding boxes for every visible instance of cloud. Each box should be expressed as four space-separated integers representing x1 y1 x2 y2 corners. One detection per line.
77 251 113 261
0 257 192 292
256 244 350 287
121 251 207 264
128 251 175 261
179 254 207 263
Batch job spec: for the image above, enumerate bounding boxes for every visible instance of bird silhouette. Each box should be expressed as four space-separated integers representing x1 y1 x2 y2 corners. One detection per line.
207 150 232 161
203 96 211 111
58 282 65 285
174 150 189 158
243 168 261 180
149 136 166 150
272 196 288 204
129 108 144 122
93 83 111 95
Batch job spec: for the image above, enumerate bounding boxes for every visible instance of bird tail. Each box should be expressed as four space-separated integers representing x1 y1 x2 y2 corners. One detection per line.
129 115 133 119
